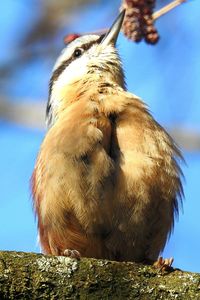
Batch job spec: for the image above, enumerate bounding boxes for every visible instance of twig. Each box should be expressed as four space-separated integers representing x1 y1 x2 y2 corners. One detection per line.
85 28 108 35
153 0 187 20
79 0 188 37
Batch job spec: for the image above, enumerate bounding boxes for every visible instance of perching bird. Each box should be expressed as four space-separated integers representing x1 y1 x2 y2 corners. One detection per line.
32 11 183 263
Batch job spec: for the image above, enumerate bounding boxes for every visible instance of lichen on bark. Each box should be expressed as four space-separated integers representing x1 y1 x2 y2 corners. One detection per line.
0 251 200 299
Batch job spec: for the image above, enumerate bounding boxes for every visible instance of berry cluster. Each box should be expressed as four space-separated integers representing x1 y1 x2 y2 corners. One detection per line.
121 0 159 44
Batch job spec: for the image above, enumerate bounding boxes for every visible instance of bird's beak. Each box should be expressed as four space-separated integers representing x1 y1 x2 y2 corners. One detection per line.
101 10 125 47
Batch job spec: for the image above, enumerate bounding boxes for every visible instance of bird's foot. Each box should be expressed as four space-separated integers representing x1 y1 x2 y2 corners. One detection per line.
63 249 81 260
153 256 174 273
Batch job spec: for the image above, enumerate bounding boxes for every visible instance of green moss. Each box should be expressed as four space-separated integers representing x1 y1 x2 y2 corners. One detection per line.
0 251 200 299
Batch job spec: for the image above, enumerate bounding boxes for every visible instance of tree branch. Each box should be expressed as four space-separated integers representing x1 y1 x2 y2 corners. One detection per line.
153 0 187 20
0 251 199 299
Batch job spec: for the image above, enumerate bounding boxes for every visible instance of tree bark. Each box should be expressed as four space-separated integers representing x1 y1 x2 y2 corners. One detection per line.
0 251 199 299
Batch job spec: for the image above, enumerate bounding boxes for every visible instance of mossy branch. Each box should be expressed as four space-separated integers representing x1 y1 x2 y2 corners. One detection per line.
0 251 200 299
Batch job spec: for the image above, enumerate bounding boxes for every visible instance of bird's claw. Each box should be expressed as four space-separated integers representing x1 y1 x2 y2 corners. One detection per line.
153 256 174 273
63 249 81 260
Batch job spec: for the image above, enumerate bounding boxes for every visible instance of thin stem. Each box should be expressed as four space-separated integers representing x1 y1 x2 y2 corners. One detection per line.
81 0 188 36
84 28 108 36
153 0 187 20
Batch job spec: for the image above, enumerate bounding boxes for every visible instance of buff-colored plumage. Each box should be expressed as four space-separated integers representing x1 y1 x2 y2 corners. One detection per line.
32 11 183 262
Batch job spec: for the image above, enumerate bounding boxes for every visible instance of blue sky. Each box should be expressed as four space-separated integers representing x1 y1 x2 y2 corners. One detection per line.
0 0 200 272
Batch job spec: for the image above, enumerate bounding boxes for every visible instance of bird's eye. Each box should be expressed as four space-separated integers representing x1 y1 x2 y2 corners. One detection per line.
73 48 84 58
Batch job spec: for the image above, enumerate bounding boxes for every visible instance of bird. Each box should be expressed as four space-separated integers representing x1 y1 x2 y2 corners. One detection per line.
31 10 183 264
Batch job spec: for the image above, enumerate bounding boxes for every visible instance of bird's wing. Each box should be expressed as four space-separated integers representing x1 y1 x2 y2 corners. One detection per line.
100 88 183 260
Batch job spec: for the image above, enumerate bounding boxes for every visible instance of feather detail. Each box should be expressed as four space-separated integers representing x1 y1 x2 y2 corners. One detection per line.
32 78 183 261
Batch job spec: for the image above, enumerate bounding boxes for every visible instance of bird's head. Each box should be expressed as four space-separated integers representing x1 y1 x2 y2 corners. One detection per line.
47 10 125 127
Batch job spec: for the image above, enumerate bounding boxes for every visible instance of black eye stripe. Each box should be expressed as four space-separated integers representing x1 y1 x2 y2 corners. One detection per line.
47 35 104 121
98 34 106 43
49 39 100 93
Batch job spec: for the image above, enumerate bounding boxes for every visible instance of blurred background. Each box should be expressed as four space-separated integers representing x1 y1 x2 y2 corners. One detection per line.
0 0 199 272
